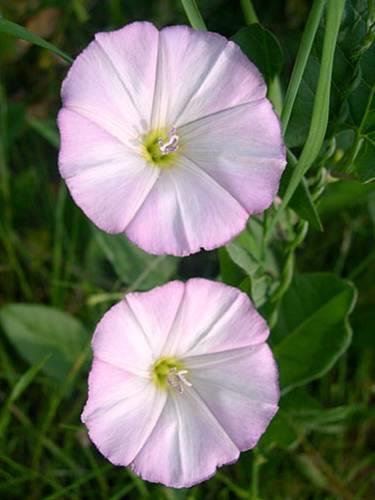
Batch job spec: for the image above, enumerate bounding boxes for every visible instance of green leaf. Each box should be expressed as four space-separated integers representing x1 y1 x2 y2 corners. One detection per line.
347 47 375 182
260 387 320 450
218 247 245 287
352 130 375 182
224 220 278 307
279 154 323 230
92 230 178 291
273 273 357 393
232 24 283 84
0 304 88 381
318 179 375 216
0 18 72 64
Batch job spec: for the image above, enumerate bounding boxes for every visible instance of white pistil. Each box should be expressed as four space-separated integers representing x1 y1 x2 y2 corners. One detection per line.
158 128 180 155
167 367 192 394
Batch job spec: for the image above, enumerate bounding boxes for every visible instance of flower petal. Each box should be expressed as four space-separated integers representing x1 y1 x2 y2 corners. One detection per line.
183 344 279 450
163 279 269 357
82 359 167 467
125 281 185 359
152 26 265 129
180 99 286 214
126 158 248 256
130 388 239 488
65 150 159 234
61 22 159 142
92 299 154 376
58 108 132 179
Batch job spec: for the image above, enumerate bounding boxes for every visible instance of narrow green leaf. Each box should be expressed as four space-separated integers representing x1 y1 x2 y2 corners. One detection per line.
282 0 326 132
267 0 346 241
0 18 72 64
0 356 49 436
27 117 59 148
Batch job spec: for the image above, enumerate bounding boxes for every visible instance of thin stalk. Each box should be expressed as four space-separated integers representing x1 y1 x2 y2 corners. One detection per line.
281 0 326 132
240 0 259 24
266 0 345 242
180 0 207 30
268 77 283 115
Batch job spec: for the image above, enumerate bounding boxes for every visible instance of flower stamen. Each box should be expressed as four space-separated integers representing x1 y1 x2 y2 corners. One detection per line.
167 367 192 393
158 128 180 155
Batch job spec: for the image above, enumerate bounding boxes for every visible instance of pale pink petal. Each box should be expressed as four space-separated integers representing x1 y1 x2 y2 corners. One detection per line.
95 22 159 127
65 153 158 234
130 388 239 488
152 26 265 129
126 158 248 256
163 279 269 356
82 359 167 467
82 279 279 487
92 299 154 376
125 281 185 358
183 345 279 449
180 99 286 214
61 22 159 142
58 108 133 179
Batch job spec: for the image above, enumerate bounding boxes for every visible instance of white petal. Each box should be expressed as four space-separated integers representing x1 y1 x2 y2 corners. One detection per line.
126 157 248 256
125 281 185 358
152 26 265 129
130 389 239 488
82 359 167 466
162 279 269 357
183 344 279 449
180 99 286 214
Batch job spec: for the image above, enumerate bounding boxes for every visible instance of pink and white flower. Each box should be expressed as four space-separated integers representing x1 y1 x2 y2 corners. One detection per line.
82 279 279 487
58 22 286 256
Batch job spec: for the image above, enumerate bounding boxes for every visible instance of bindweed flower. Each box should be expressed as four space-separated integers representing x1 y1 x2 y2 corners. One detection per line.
58 22 286 256
82 279 279 487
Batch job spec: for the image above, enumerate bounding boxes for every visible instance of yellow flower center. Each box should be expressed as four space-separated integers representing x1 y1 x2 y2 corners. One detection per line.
142 128 180 167
151 357 192 393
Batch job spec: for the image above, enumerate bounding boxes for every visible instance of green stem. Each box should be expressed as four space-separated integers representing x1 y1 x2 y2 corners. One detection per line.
268 76 283 115
240 0 259 24
281 0 326 132
180 0 207 30
266 0 345 242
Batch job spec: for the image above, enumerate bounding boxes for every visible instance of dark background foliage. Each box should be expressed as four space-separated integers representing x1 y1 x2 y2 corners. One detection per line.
0 1 374 499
